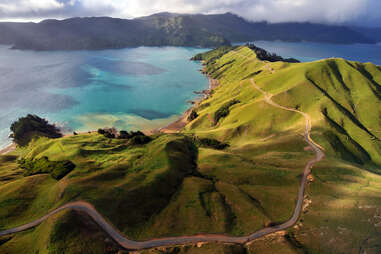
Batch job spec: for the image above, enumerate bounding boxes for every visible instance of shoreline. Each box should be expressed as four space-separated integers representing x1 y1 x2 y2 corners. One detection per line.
152 73 219 134
0 67 215 150
0 143 16 155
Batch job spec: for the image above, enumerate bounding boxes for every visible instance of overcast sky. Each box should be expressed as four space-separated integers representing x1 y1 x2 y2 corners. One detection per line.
0 0 380 27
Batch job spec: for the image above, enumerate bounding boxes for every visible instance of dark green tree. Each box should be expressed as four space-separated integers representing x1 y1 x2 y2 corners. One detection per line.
10 114 62 146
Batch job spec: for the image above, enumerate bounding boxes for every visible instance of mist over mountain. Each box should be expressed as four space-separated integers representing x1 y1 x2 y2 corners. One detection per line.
0 12 378 51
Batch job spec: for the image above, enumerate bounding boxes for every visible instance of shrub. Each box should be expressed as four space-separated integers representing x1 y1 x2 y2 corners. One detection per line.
104 132 115 139
214 99 240 124
18 156 75 180
130 135 152 145
130 131 145 137
194 137 229 150
118 130 130 139
187 110 199 121
10 114 62 146
97 129 106 134
51 161 76 180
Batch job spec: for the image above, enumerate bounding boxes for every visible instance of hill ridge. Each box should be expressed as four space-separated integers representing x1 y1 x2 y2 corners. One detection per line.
0 13 378 50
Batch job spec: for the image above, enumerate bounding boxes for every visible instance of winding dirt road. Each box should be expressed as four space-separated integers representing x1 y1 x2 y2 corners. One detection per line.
0 80 325 251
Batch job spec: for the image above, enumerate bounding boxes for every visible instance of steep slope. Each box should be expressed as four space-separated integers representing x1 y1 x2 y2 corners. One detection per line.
187 46 381 169
182 46 381 253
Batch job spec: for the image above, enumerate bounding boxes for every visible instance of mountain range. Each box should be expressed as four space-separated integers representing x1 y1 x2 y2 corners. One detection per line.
0 12 380 50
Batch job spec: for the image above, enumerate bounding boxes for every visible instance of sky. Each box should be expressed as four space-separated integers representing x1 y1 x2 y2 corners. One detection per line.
0 0 380 27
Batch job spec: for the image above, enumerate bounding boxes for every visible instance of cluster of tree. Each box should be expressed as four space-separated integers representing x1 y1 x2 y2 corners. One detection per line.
98 128 152 145
97 128 118 138
214 99 240 124
10 114 62 146
246 44 300 63
18 156 75 180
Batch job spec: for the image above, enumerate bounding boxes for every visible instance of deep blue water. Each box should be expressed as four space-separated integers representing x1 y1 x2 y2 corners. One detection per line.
0 46 208 149
239 41 381 65
1 42 381 149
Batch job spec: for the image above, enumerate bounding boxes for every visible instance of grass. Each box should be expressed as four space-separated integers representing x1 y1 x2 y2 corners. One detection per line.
187 46 381 168
291 158 381 254
1 45 381 253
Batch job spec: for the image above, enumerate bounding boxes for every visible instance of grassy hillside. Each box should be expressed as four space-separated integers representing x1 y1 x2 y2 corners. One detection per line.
1 46 381 254
183 46 381 253
187 46 381 169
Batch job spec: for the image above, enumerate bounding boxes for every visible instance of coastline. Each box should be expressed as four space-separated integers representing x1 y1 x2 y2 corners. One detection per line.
153 74 219 134
0 77 216 152
0 66 214 150
0 143 16 155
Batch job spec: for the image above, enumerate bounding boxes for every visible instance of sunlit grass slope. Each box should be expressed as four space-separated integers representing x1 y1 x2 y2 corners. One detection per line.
1 45 381 254
0 133 199 251
0 130 310 253
186 46 381 169
183 45 381 253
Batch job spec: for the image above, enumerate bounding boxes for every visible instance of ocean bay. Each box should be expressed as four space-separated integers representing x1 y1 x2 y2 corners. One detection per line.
0 46 209 149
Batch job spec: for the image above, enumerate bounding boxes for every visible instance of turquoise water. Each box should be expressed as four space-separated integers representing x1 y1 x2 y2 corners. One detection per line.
0 46 209 149
1 42 381 149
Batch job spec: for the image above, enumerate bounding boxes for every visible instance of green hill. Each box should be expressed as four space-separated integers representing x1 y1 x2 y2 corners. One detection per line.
1 46 381 254
188 46 381 168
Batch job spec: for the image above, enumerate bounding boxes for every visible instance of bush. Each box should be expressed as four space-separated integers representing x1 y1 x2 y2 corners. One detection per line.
18 156 75 180
10 114 62 146
188 110 199 121
98 128 151 143
130 131 145 137
214 99 240 124
118 130 129 139
51 161 76 180
104 132 115 139
97 129 106 134
130 135 152 145
118 130 146 139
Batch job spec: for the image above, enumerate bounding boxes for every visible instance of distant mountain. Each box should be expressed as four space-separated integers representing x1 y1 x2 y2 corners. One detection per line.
0 13 378 50
354 27 381 43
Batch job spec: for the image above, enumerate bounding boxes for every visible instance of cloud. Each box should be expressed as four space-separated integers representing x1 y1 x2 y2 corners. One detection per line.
0 0 380 26
0 0 63 16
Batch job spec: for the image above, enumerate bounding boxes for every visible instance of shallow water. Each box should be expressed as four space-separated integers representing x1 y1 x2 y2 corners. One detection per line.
1 41 381 149
0 46 209 149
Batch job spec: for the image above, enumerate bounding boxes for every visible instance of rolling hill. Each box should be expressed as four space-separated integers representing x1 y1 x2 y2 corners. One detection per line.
1 46 381 253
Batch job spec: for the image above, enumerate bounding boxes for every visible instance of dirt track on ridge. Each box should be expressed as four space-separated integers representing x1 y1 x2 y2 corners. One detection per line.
0 56 325 251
